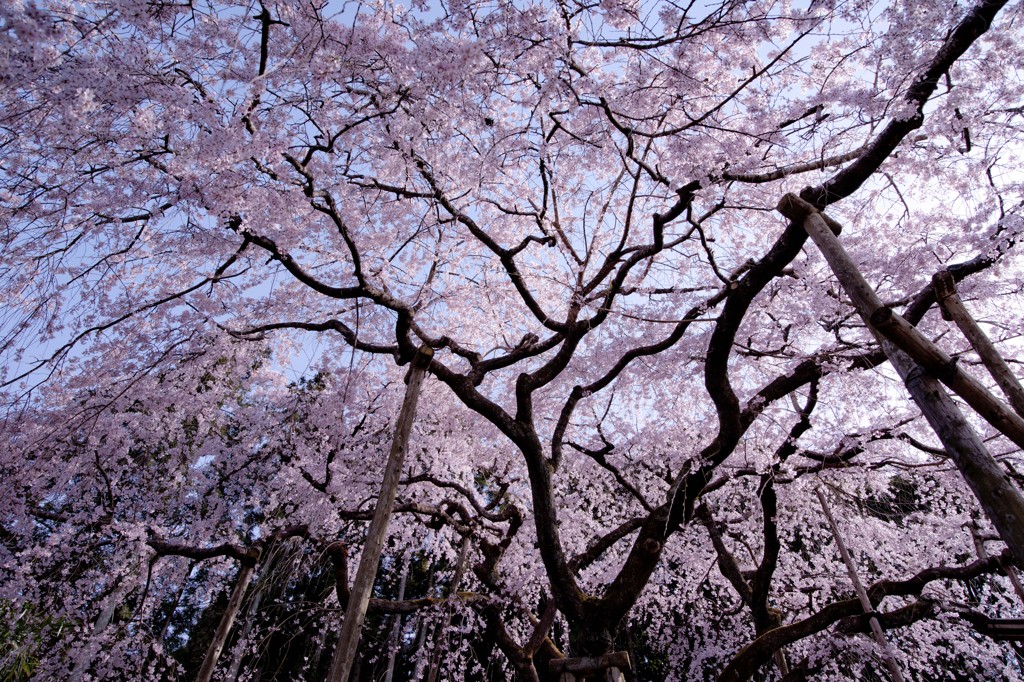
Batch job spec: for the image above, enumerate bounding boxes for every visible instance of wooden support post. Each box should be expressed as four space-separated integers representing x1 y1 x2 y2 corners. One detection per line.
772 648 790 678
932 269 1024 418
869 306 1024 450
777 197 1024 450
69 574 136 682
197 555 258 682
778 193 1024 568
223 573 264 682
816 488 905 682
383 552 410 682
971 520 1024 607
425 535 472 682
327 346 433 682
225 541 288 682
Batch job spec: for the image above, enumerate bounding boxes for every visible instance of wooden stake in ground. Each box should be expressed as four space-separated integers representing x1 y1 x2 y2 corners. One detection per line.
816 488 905 682
326 346 434 682
777 193 1024 568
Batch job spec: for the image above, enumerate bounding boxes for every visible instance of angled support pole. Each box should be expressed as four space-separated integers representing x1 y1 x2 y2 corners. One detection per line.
327 346 434 682
971 519 1024 607
932 269 1024 418
69 571 138 682
816 488 905 682
197 552 259 682
777 193 1024 567
868 306 1024 449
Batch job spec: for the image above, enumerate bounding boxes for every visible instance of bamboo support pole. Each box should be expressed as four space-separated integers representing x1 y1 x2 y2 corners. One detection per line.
197 557 257 682
778 193 1024 568
327 346 434 682
816 488 905 682
932 269 1024 417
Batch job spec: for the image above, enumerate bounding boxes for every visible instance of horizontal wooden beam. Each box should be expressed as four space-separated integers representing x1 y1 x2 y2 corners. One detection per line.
967 616 1024 641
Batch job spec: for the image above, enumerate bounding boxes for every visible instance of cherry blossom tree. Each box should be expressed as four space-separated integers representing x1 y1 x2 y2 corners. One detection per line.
3 0 1024 679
